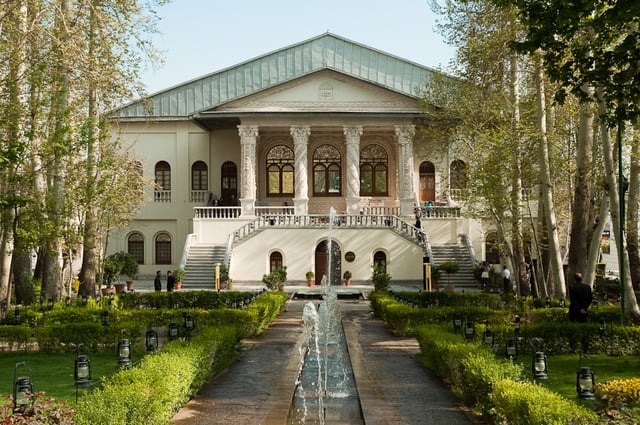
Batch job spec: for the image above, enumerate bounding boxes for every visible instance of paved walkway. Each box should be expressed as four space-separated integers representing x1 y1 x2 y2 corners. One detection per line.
170 298 485 425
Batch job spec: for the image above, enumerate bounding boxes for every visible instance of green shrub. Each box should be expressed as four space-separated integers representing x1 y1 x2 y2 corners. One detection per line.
492 379 597 425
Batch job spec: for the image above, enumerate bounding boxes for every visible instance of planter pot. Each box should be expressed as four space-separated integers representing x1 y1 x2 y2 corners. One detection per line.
114 283 126 294
126 280 135 291
344 279 351 286
307 279 314 287
101 287 114 296
278 283 285 292
175 281 182 290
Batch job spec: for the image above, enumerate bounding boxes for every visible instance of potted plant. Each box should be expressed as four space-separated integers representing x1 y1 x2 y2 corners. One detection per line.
371 264 391 291
219 264 230 289
121 253 139 292
305 270 315 286
173 267 185 290
262 266 287 291
343 270 352 286
439 260 459 292
102 251 138 294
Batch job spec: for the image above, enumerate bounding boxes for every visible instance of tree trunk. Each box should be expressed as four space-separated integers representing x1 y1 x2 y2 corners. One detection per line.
534 52 565 297
627 121 640 290
596 89 640 321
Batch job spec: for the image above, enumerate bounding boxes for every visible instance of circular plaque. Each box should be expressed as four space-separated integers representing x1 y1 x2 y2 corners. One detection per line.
345 251 356 262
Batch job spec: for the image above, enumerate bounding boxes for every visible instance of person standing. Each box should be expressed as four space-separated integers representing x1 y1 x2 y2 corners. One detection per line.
502 265 511 294
153 271 162 292
481 261 490 290
166 270 176 292
568 272 593 322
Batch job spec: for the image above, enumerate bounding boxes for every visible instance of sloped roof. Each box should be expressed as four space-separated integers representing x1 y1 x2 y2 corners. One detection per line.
114 32 441 120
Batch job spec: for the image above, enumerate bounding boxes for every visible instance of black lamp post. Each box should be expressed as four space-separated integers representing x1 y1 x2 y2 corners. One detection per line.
505 338 518 361
101 310 109 327
464 320 475 342
168 322 179 341
483 329 494 347
183 312 194 338
117 331 132 368
13 362 33 414
74 348 92 402
532 351 548 379
453 314 462 333
576 366 595 399
599 319 607 339
145 328 158 352
514 315 521 335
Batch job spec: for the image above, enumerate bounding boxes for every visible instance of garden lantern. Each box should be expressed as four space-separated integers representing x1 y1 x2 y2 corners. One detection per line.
82 295 88 306
101 310 109 326
505 338 518 360
145 328 158 352
14 307 21 325
47 298 54 310
483 329 494 347
13 362 33 413
545 297 551 308
168 322 179 341
464 321 475 342
513 315 521 334
117 337 132 368
183 312 194 334
576 367 595 399
65 297 71 307
599 319 607 338
74 355 92 386
532 352 548 379
453 315 462 333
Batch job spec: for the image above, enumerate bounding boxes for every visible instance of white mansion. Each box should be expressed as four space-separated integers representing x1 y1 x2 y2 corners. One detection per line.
108 33 484 287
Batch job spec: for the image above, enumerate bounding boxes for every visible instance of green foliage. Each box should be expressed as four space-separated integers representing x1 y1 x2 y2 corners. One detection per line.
262 266 287 290
371 264 391 290
103 251 139 285
0 392 76 423
342 270 352 280
173 267 185 282
492 379 597 425
306 270 315 279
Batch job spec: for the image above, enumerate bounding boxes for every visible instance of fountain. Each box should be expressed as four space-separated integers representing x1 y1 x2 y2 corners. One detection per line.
288 208 363 424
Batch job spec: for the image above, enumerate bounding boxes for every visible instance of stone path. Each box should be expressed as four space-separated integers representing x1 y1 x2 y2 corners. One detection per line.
171 299 485 425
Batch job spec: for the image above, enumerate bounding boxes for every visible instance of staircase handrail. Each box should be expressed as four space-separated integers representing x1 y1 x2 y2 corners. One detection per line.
459 234 478 268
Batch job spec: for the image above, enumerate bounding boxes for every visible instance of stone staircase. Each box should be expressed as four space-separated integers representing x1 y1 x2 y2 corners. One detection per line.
430 243 477 290
183 244 226 288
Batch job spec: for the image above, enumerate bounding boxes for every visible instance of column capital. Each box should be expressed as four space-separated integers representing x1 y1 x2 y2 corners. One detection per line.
290 126 311 142
394 125 415 143
343 126 363 142
238 125 259 141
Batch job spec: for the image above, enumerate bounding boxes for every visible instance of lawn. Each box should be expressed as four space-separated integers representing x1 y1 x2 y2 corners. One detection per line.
0 351 126 404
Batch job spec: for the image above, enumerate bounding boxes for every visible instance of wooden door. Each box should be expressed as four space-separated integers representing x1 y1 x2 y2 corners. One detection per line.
220 161 237 206
419 161 436 202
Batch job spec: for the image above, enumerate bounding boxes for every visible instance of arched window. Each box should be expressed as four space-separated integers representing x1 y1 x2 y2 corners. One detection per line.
360 144 388 196
266 145 294 196
313 145 341 196
155 232 172 265
269 251 283 272
373 251 387 271
127 232 144 264
450 159 468 200
191 161 208 191
155 161 171 202
419 161 436 203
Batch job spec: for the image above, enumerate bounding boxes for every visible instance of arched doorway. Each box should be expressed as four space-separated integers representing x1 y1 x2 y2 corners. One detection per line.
221 161 237 206
314 240 342 285
419 161 436 203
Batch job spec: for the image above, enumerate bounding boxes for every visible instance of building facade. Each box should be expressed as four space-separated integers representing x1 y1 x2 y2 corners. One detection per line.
109 33 483 286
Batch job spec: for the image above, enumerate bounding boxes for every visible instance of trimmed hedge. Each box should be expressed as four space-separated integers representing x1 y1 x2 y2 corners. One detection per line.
372 291 599 424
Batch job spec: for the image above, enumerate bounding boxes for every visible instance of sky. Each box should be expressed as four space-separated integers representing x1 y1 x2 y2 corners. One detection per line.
140 0 457 94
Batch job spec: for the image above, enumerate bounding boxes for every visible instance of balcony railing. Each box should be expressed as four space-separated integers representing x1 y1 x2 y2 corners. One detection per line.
154 190 171 203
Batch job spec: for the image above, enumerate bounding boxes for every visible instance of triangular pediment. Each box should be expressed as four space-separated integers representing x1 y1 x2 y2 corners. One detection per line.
213 70 419 113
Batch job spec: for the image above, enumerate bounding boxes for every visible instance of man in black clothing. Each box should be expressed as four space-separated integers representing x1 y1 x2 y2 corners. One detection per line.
568 272 592 322
153 270 162 292
167 270 176 292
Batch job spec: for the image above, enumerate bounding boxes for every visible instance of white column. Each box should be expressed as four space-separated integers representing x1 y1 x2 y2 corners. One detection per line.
238 125 258 217
343 126 363 214
395 125 416 216
290 126 310 215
